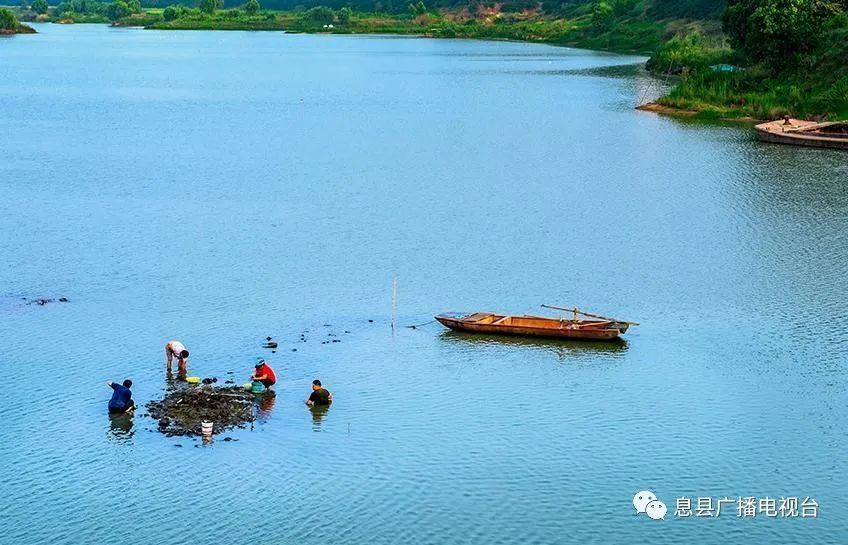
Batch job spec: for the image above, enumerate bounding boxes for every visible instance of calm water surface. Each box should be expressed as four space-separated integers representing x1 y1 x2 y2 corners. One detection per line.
1 23 846 545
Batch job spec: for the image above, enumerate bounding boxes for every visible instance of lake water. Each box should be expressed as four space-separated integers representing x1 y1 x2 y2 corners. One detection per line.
1 23 846 545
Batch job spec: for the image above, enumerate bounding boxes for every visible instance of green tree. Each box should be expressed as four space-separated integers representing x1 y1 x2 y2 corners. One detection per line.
31 0 48 13
127 0 141 12
107 0 131 19
302 5 335 23
163 4 180 19
199 0 221 14
610 0 635 16
723 0 839 67
337 5 351 24
408 0 425 15
591 1 614 31
0 7 18 29
244 0 260 14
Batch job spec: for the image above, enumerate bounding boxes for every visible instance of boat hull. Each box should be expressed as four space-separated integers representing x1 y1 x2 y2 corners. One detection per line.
755 119 848 150
436 314 623 341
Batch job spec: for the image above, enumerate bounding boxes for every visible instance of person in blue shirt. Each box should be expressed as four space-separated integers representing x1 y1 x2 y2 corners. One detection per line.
107 379 135 413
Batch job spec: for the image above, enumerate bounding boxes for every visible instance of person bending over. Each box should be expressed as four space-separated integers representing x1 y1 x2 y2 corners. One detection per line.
306 379 332 407
165 340 190 376
252 359 277 388
107 379 135 414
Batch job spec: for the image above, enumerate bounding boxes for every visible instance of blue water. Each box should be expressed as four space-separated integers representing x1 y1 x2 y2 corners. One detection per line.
1 23 846 545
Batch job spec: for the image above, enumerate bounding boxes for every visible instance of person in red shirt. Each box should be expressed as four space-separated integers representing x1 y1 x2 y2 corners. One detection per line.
251 359 277 388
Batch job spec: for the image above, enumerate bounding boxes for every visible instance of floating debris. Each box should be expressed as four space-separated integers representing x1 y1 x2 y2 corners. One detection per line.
24 297 70 306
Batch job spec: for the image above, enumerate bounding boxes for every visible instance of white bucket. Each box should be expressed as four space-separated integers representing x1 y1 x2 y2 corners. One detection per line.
201 421 213 435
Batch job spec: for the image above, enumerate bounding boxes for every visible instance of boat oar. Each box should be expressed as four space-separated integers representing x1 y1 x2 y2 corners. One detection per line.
542 304 639 326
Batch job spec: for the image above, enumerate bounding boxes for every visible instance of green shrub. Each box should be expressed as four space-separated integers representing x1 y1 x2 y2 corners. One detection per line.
337 5 351 24
162 4 181 20
244 0 260 15
199 0 220 14
591 1 614 32
647 32 733 74
107 0 131 19
301 5 335 23
0 7 19 29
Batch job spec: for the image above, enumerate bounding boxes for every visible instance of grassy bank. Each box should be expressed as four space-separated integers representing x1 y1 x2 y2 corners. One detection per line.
646 5 848 120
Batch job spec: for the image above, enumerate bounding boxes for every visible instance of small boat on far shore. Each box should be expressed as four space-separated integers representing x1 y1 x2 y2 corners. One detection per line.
755 117 848 150
435 305 637 341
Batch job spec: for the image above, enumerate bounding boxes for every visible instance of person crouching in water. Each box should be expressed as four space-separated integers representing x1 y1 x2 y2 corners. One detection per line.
165 340 190 377
252 359 277 389
107 379 135 414
305 379 332 407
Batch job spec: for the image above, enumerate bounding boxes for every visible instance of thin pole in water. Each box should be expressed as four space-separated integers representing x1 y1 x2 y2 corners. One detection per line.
391 275 397 331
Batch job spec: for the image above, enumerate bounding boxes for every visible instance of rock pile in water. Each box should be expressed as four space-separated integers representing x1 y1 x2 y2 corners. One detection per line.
147 387 257 437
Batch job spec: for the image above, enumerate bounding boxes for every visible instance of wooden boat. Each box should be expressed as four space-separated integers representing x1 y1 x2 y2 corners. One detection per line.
754 118 848 150
435 305 637 341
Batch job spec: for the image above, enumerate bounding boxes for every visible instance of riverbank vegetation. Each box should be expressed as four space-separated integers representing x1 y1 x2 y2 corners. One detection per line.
12 0 719 53
15 0 147 23
146 2 719 53
1 6 36 32
647 1 848 120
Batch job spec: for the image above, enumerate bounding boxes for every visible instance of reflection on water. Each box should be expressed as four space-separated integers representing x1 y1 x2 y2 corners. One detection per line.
438 330 628 358
525 62 644 79
310 405 330 431
107 413 134 441
165 370 187 384
256 391 277 421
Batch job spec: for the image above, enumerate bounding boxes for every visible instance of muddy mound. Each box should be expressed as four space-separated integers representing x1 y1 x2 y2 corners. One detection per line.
147 387 258 437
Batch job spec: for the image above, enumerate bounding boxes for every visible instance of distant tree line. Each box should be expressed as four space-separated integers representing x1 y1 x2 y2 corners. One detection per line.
41 0 144 19
139 0 726 19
